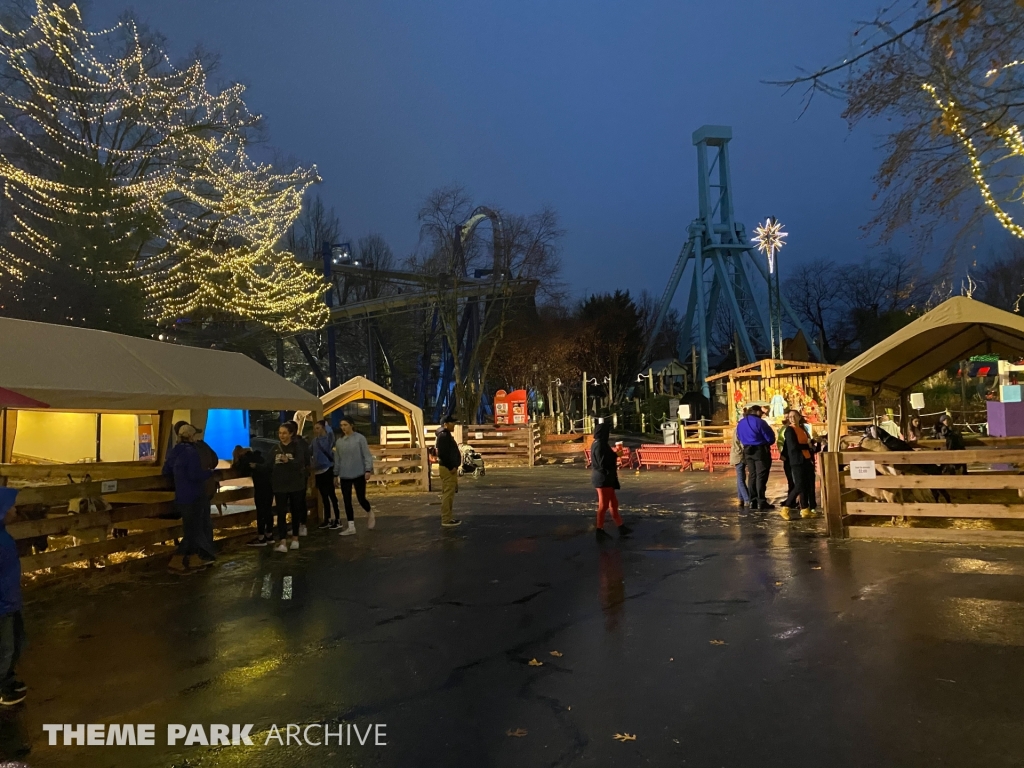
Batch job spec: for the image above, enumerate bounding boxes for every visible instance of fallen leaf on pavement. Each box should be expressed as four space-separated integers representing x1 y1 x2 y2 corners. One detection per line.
527 658 544 666
709 639 726 645
549 650 563 657
614 733 637 742
506 728 528 737
811 566 822 570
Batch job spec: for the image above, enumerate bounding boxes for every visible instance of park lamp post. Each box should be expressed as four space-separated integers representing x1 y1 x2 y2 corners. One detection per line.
582 373 599 433
636 369 655 395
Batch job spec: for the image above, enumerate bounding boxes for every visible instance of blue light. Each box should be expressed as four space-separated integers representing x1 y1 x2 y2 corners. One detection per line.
203 409 250 462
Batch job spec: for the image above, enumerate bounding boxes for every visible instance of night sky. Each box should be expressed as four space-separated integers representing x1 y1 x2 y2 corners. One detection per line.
93 0 890 300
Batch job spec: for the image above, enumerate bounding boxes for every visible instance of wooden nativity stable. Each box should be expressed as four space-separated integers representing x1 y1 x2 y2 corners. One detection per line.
705 358 836 431
0 316 322 574
822 297 1024 545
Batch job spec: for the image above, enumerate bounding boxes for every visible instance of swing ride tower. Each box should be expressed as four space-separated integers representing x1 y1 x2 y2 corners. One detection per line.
643 125 823 398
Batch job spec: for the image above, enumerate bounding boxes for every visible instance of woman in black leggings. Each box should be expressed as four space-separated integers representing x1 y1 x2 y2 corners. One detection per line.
312 420 341 529
332 417 375 536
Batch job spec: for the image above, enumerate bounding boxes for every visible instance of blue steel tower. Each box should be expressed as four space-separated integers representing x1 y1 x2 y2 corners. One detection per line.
644 125 823 398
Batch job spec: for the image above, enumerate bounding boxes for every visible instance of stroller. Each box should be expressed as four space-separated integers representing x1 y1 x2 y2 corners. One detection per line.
459 444 485 477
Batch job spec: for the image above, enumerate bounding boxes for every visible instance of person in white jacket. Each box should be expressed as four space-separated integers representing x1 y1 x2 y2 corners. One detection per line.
333 417 375 535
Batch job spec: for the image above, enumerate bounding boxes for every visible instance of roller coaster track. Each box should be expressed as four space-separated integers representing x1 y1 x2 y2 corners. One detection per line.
327 277 537 323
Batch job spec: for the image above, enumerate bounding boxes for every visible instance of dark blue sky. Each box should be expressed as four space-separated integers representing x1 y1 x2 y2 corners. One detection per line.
95 0 889 299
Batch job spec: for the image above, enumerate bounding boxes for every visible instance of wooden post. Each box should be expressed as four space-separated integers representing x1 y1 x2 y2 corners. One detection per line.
823 451 844 538
155 410 174 467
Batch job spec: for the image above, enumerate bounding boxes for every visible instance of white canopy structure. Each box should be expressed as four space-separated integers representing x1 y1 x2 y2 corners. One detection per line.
0 317 321 413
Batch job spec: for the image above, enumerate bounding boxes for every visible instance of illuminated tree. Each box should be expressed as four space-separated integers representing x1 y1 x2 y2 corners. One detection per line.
773 0 1024 257
0 1 327 333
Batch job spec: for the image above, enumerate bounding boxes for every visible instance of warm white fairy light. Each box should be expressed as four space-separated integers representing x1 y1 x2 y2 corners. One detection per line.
0 1 329 332
923 79 1024 241
752 217 787 273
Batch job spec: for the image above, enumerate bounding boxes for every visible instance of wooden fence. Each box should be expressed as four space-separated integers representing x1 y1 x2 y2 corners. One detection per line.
539 432 589 462
822 444 1024 545
1 464 273 574
369 445 429 489
459 424 540 467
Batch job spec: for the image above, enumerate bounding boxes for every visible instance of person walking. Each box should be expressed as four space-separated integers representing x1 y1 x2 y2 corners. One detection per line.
779 410 819 520
730 414 751 508
435 416 462 528
312 420 341 530
0 488 26 706
272 421 311 552
232 445 274 547
591 419 631 539
333 416 375 536
737 405 776 510
164 424 216 571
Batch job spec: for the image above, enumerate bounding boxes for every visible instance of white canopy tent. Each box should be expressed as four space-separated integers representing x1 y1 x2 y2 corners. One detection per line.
0 317 321 464
0 316 321 412
826 297 1024 445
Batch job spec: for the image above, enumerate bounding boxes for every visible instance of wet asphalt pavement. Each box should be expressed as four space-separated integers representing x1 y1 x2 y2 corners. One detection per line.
4 465 1024 767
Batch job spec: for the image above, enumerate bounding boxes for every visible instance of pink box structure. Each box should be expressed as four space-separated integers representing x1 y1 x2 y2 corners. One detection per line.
987 401 1024 437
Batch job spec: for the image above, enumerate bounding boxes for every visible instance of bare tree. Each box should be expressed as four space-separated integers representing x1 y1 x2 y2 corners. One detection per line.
415 185 563 422
773 1 1024 259
287 193 343 264
785 251 936 360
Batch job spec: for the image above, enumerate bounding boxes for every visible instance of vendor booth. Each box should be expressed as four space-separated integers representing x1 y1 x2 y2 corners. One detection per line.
0 317 322 573
822 297 1024 545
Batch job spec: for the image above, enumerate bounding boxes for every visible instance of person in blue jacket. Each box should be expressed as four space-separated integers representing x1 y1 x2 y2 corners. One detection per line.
164 424 215 572
736 404 776 510
0 487 26 706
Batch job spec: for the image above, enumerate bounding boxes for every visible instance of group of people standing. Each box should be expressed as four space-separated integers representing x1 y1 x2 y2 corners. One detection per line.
163 416 377 571
232 417 375 554
732 405 820 520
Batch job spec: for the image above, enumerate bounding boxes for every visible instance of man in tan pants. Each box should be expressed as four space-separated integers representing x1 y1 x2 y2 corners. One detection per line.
435 416 462 527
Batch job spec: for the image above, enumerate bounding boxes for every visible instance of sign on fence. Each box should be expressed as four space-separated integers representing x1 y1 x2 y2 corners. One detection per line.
848 460 876 479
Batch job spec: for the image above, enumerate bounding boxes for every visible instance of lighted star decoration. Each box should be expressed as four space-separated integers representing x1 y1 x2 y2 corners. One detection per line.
0 1 328 332
752 217 787 273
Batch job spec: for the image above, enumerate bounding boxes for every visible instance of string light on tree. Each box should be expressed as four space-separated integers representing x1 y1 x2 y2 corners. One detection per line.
752 217 787 360
923 70 1024 243
0 1 328 332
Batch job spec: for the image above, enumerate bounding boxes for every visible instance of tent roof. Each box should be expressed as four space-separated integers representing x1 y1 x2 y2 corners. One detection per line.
321 376 422 419
649 359 689 376
827 296 1024 396
0 317 321 412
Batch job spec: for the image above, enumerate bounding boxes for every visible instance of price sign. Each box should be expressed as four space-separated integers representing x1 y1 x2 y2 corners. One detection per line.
849 460 876 479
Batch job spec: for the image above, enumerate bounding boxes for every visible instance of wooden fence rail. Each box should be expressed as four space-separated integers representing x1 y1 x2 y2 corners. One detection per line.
5 467 268 573
822 445 1024 545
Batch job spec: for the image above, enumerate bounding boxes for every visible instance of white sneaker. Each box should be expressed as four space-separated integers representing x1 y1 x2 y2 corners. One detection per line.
367 511 376 530
274 542 288 553
298 524 308 537
339 522 357 537
289 539 299 550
